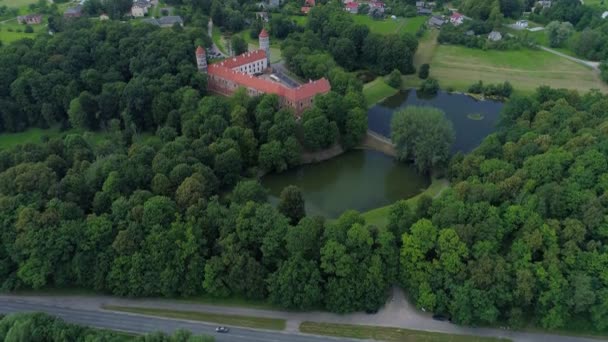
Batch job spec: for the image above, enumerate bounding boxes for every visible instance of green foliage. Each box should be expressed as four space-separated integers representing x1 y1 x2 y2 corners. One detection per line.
418 78 440 96
418 64 430 80
394 88 608 330
601 61 608 84
387 69 402 88
546 21 574 48
231 35 248 56
391 106 454 173
278 185 306 225
0 313 214 341
468 80 513 98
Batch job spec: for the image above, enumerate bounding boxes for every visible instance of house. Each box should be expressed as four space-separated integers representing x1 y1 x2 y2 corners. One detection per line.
301 0 315 14
602 11 608 19
268 0 280 8
536 0 552 8
131 0 149 17
417 8 432 15
416 1 425 7
199 29 331 116
345 2 358 14
450 12 464 25
301 6 311 14
143 15 184 27
488 31 502 41
255 11 269 22
515 19 528 28
370 0 385 12
64 5 83 18
99 13 109 20
428 15 444 27
17 14 42 25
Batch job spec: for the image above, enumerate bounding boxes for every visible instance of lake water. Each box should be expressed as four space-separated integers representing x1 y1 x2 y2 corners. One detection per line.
261 149 430 218
368 89 504 153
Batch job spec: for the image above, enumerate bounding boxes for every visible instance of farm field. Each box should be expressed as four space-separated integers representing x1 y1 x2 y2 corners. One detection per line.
0 0 37 9
430 44 608 94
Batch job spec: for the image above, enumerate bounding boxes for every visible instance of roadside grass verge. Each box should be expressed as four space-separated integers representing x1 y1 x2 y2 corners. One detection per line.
102 305 286 331
299 322 511 342
362 178 449 228
363 78 398 106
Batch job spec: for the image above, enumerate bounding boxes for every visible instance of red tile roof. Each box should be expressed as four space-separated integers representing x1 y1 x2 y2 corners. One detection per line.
301 6 311 14
215 49 267 69
451 12 463 18
259 28 269 38
196 46 205 55
345 2 358 9
208 61 330 102
305 0 315 6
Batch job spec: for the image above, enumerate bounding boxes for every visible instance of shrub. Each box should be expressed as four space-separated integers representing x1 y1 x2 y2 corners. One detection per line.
418 77 439 96
24 25 34 33
418 64 430 79
387 69 402 88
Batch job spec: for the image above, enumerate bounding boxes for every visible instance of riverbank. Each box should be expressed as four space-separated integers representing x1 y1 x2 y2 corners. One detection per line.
362 177 449 228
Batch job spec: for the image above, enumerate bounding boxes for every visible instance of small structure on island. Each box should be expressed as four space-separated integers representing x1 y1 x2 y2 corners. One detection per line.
488 31 502 41
199 29 331 116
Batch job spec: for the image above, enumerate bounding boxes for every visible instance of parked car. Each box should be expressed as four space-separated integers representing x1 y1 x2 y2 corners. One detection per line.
215 326 229 333
432 314 449 322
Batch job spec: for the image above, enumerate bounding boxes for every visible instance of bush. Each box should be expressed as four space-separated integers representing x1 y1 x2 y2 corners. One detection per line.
418 77 439 96
24 25 34 33
467 80 513 98
468 80 484 94
418 64 430 79
387 69 402 88
601 61 608 84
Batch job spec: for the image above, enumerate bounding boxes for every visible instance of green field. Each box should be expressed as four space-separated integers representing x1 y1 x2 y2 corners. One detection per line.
362 178 448 228
430 44 608 94
103 306 286 331
299 322 510 342
353 15 425 35
0 0 37 9
0 20 43 43
363 78 398 106
585 0 607 8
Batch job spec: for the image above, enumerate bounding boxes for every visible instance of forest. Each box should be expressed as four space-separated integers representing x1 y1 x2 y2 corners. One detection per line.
0 312 214 341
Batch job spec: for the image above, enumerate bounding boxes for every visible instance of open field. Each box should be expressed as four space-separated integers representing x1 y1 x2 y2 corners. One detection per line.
299 322 510 342
363 78 398 106
353 15 425 35
103 305 286 331
585 0 607 8
430 44 608 94
0 20 43 43
362 178 448 228
0 0 37 9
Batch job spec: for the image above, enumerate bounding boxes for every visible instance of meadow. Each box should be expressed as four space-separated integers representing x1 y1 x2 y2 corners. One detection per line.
0 20 43 43
353 14 425 35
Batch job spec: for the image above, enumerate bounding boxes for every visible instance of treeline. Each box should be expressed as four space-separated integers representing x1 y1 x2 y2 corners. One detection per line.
281 3 418 79
0 20 209 134
395 87 608 331
468 80 513 98
0 312 214 341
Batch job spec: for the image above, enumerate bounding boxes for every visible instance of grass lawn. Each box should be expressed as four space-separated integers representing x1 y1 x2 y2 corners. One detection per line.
401 16 427 34
430 44 608 94
0 0 37 9
299 322 510 342
103 305 286 331
353 15 404 34
211 26 227 55
362 178 448 228
0 20 43 43
363 78 398 106
585 0 607 8
289 15 308 26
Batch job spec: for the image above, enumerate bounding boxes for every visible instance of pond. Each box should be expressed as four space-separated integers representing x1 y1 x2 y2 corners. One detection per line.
368 89 504 153
261 149 430 218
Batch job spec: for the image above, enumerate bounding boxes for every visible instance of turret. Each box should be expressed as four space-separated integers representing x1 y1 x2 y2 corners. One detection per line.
196 45 207 73
259 28 270 65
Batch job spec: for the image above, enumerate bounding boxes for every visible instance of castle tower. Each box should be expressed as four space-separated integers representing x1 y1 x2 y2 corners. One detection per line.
196 46 207 73
259 28 270 66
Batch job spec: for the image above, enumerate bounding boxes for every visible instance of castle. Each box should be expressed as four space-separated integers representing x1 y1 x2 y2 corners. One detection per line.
196 29 331 115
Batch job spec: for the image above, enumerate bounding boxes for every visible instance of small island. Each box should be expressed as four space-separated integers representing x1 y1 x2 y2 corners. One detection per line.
467 113 485 121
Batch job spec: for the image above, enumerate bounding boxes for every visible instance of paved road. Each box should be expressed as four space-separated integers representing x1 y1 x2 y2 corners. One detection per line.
0 298 357 342
538 46 600 70
1 289 604 342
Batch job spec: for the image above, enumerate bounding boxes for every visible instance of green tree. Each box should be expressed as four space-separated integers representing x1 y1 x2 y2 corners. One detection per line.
546 21 574 48
418 64 430 79
391 106 455 173
278 185 306 225
387 69 402 88
231 35 248 56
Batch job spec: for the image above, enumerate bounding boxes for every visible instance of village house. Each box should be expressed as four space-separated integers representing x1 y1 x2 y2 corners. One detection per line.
345 2 359 14
428 15 445 28
64 5 83 18
417 7 432 15
131 0 149 17
143 15 184 27
536 0 552 8
198 29 331 116
515 19 528 28
255 11 269 22
301 0 315 14
602 11 608 19
450 12 464 25
17 14 42 25
369 0 385 13
99 13 109 20
268 0 280 8
488 31 502 41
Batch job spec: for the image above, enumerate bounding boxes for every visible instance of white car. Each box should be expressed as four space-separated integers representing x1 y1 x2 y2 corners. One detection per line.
215 326 229 333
